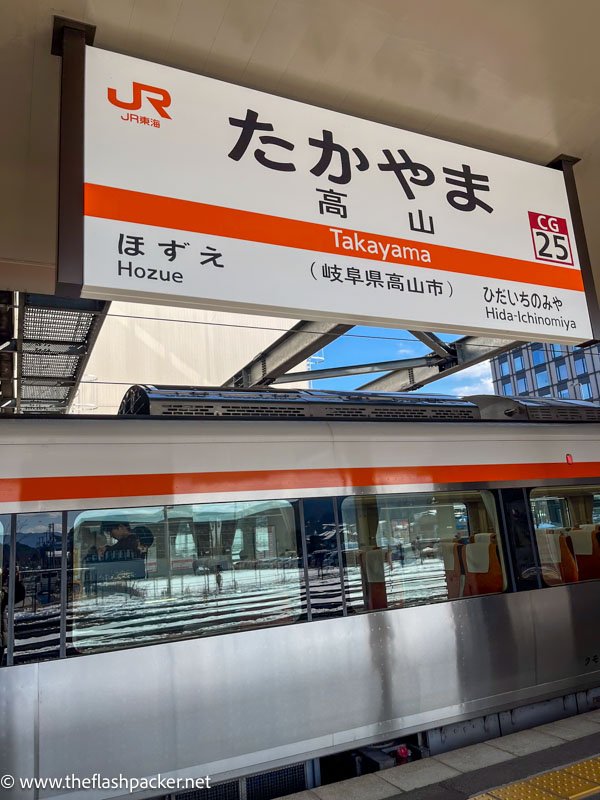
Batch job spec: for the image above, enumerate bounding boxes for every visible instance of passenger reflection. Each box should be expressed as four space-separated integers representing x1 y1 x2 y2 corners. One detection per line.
81 531 105 594
84 522 155 585
83 538 107 562
396 540 405 567
132 526 154 575
102 520 142 560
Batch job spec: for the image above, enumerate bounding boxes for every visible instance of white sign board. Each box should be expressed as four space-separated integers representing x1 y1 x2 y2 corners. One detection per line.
83 46 593 342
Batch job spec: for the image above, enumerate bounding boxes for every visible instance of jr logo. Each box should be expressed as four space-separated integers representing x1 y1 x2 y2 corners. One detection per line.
107 82 172 119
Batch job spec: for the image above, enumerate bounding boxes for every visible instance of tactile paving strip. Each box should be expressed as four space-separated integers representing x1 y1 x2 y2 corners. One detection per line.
567 757 600 784
470 753 600 799
529 770 597 797
479 785 556 799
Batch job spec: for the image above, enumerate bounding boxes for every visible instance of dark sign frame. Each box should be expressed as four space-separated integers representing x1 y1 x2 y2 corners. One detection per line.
51 17 600 344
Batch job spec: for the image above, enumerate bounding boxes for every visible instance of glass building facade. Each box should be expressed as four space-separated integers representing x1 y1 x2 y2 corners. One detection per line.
490 344 600 402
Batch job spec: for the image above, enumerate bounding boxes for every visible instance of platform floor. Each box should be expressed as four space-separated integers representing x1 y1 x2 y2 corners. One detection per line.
281 709 600 800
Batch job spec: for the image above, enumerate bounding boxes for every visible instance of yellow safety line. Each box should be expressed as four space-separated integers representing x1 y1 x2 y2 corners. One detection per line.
470 753 600 799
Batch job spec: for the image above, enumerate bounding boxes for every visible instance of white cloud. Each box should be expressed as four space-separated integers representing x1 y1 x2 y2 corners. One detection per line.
459 360 492 379
436 360 494 397
450 377 495 396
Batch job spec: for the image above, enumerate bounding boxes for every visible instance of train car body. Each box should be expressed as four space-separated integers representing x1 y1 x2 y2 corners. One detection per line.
2 392 600 800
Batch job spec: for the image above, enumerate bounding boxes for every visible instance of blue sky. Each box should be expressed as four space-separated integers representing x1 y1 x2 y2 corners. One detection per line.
306 327 493 396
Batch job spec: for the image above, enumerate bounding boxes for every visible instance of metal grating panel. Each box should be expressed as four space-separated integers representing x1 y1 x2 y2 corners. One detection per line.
16 294 109 414
175 781 239 800
21 385 71 401
23 307 93 341
21 352 79 378
246 763 306 800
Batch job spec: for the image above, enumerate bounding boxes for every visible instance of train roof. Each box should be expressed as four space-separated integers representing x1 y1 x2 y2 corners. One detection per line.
116 385 600 424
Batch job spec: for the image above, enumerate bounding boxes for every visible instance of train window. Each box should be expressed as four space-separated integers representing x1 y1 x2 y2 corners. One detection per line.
339 490 505 613
302 498 344 619
530 486 600 585
13 512 63 664
0 515 9 665
68 499 303 654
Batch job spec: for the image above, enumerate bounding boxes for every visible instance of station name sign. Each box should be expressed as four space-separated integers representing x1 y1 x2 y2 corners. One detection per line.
82 46 593 342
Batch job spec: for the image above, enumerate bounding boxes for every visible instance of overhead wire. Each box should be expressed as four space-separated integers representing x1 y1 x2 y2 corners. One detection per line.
54 308 582 352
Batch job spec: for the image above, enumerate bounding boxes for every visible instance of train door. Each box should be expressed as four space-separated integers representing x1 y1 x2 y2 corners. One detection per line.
497 488 541 591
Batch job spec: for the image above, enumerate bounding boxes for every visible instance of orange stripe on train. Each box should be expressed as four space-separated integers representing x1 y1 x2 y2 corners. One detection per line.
1 462 599 504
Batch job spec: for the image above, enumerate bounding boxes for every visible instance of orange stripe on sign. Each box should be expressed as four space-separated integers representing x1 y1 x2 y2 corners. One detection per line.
84 183 584 292
1 462 599 504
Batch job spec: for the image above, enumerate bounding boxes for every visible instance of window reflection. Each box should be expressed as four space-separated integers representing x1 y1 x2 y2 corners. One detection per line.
556 361 568 381
0 516 10 665
532 346 545 366
303 498 343 619
69 500 304 654
14 512 62 664
531 486 600 585
535 366 550 388
575 356 588 377
340 491 505 612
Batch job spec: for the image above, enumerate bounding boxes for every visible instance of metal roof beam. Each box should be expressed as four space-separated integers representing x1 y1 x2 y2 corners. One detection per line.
270 329 456 385
358 363 446 392
223 320 353 388
359 335 523 391
408 330 453 358
21 294 106 313
21 340 88 354
3 339 88 355
21 377 77 386
273 354 440 383
453 336 525 366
